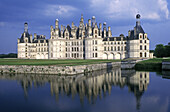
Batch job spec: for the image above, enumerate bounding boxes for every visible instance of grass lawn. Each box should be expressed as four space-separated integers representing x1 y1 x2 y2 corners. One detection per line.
0 59 121 66
135 58 170 70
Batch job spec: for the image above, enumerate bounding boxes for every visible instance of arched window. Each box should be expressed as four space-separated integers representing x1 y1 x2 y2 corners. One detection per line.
145 52 147 57
140 52 142 57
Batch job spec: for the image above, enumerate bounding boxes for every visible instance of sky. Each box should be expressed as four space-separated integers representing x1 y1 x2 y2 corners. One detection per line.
0 0 170 54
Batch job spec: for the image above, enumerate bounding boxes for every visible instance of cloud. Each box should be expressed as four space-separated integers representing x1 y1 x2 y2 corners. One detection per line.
90 0 169 20
43 4 77 17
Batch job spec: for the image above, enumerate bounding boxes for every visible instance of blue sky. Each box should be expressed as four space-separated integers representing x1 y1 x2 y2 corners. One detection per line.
0 0 170 53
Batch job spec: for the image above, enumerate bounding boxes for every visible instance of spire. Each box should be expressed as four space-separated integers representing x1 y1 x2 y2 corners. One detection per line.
136 14 141 26
55 19 59 29
81 14 84 22
79 14 84 28
92 16 96 28
24 22 28 33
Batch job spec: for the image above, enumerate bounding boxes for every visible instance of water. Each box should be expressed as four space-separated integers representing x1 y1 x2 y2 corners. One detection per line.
0 68 170 112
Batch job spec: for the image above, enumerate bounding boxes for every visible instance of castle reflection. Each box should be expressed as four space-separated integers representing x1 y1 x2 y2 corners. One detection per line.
0 68 149 110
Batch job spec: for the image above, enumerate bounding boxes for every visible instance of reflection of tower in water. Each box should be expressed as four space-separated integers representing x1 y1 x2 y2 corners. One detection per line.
0 69 149 109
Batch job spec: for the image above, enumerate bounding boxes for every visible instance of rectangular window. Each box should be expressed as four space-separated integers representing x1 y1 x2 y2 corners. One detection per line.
111 47 113 51
95 53 97 57
140 45 142 50
95 30 97 34
95 40 97 45
104 47 106 51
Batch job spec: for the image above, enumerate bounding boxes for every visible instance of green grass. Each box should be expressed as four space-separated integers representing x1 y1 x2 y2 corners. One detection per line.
0 59 121 66
135 58 170 70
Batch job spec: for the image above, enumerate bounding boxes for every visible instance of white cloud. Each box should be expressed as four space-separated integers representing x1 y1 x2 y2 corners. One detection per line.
90 0 169 20
44 5 77 17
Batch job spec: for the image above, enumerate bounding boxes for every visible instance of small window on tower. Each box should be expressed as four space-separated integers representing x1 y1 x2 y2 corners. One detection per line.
95 30 97 34
140 35 142 38
66 33 68 36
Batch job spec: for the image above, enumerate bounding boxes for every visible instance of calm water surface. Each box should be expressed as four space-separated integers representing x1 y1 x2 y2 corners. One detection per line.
0 68 170 112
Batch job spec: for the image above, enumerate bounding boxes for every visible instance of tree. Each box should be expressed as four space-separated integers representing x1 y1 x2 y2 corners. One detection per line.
154 44 165 58
165 45 170 57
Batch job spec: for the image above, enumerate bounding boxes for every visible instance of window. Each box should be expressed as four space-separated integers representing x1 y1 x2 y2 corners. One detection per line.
66 42 67 46
111 47 113 51
140 40 142 43
66 33 68 36
108 47 110 51
145 40 147 43
95 53 98 57
104 47 106 51
140 35 142 38
115 47 116 51
145 45 147 50
140 52 142 57
66 53 67 57
118 46 120 51
95 30 97 34
140 74 142 78
140 45 142 50
145 52 147 57
95 35 97 38
95 40 97 44
95 46 97 51
66 48 67 51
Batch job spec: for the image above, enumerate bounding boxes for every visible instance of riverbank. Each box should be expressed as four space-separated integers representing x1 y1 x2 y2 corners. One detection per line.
0 62 121 75
135 58 170 70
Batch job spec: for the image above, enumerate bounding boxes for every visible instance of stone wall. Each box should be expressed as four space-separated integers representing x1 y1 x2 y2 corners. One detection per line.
0 62 121 75
162 61 170 70
121 61 137 69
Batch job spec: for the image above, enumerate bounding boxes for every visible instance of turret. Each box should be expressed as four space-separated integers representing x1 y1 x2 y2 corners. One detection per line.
30 34 32 43
24 22 28 33
34 33 37 39
103 22 107 37
108 26 112 37
72 22 74 29
55 19 59 29
99 23 102 36
79 14 84 28
61 25 63 38
88 19 91 27
136 14 141 26
92 16 96 28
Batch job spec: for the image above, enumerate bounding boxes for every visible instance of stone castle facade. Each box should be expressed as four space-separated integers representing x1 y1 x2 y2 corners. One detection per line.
18 14 152 59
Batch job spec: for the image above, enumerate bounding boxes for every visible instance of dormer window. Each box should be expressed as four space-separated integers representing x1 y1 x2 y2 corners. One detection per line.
66 33 68 36
140 35 142 39
95 30 97 34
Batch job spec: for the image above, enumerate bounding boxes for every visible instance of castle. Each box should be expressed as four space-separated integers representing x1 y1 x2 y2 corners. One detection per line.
18 14 152 59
